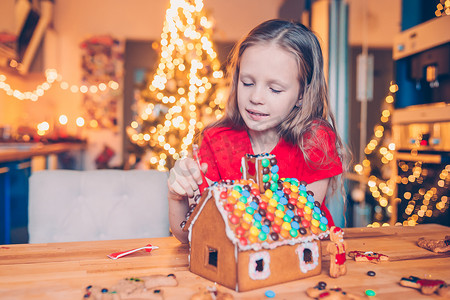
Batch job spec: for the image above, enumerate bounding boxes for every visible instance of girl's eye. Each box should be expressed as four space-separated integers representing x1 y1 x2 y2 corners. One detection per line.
270 88 282 94
242 82 253 87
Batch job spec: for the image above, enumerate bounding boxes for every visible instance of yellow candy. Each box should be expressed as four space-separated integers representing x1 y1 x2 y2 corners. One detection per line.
265 189 273 198
231 190 241 199
290 185 299 193
236 201 246 211
243 213 253 223
282 222 291 231
299 196 307 204
304 206 312 215
269 198 278 207
275 210 285 219
311 219 320 228
250 226 260 236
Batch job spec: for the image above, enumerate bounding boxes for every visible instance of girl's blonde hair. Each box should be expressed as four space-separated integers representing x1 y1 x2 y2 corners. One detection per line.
205 19 349 192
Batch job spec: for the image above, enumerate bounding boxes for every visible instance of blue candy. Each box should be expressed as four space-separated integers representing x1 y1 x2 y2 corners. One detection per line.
265 290 276 298
241 190 250 197
270 165 279 174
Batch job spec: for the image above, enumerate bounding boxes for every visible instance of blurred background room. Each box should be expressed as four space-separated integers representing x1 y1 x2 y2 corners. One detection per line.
0 0 449 244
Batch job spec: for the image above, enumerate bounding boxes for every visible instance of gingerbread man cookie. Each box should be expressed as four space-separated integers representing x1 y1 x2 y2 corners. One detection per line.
348 250 389 263
417 235 450 253
306 282 368 300
327 226 348 278
190 286 234 300
400 276 449 296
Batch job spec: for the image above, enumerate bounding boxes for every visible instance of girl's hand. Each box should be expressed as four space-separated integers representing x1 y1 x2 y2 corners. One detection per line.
168 158 208 200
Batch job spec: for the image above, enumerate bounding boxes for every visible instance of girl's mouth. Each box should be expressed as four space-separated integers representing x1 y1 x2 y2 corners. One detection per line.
247 109 269 118
246 109 269 121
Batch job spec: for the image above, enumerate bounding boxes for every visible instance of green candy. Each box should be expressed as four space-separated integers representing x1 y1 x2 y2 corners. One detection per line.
299 190 307 197
270 183 278 191
258 232 267 241
283 215 291 223
276 204 285 212
313 213 320 220
254 221 262 229
262 174 270 182
233 185 242 192
272 194 280 202
365 290 376 296
306 201 314 209
261 159 270 167
272 173 279 182
289 229 298 237
319 223 327 231
246 207 254 215
239 196 248 204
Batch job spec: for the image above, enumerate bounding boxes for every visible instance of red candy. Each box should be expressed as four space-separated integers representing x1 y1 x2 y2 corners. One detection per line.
251 188 260 196
283 188 291 195
297 208 305 217
272 224 281 233
220 191 228 199
236 226 246 237
239 237 248 246
301 219 310 228
259 201 268 210
229 214 240 224
288 198 297 206
266 212 275 222
224 203 234 212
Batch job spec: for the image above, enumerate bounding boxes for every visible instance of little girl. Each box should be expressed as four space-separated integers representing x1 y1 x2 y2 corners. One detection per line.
168 19 345 243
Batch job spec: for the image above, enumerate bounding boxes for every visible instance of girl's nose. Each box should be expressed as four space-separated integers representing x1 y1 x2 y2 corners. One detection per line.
250 86 265 104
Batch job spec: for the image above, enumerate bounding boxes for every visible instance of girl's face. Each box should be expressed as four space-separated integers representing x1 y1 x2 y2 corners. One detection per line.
237 43 301 135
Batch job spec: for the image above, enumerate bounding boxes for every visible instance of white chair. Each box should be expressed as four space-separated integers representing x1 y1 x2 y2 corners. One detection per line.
28 169 170 243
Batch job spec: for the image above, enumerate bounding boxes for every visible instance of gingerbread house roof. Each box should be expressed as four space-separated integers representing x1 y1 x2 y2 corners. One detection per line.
184 178 329 251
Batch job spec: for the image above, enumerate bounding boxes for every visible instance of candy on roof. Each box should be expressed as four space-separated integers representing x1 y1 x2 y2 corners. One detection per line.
183 154 329 251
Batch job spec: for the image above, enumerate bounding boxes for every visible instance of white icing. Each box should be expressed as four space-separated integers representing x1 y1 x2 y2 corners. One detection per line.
296 242 319 273
189 181 330 253
248 251 271 280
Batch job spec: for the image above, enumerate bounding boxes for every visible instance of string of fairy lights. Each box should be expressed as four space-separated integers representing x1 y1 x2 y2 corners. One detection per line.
435 0 450 16
0 69 119 101
0 68 120 137
127 0 224 170
353 82 449 227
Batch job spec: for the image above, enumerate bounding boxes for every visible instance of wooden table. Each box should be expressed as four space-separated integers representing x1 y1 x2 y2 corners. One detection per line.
0 224 449 299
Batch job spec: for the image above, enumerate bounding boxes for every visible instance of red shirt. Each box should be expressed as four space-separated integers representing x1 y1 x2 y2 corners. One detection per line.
198 126 343 226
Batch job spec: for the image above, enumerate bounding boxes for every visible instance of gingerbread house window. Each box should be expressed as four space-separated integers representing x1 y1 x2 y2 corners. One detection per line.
296 242 320 273
248 251 271 280
207 247 218 268
303 248 313 263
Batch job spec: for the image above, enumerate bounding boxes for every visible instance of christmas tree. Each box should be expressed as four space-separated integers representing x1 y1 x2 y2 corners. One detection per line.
127 0 225 170
354 82 449 227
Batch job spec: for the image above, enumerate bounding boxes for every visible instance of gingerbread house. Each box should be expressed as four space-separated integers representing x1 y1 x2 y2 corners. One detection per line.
182 154 329 292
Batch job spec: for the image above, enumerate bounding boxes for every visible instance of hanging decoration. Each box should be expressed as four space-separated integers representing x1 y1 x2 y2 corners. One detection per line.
80 35 124 130
127 0 226 170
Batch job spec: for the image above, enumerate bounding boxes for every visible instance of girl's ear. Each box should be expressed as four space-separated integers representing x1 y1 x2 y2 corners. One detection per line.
295 98 303 108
